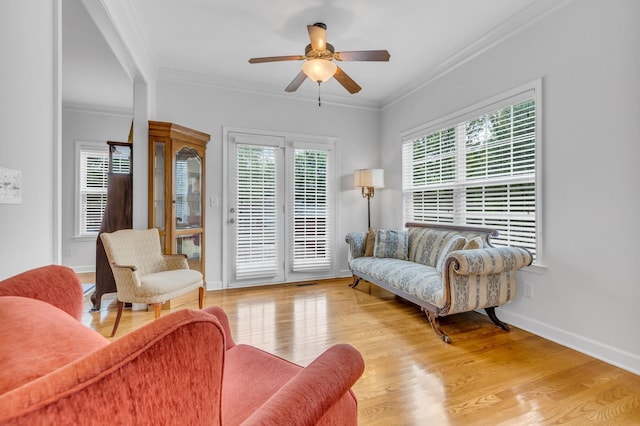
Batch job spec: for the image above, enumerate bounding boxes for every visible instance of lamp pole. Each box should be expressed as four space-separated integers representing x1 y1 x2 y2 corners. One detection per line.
362 186 375 229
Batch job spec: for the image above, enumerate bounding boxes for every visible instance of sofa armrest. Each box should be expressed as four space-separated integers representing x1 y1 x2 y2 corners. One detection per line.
0 265 83 320
0 309 226 425
241 344 364 426
447 246 532 275
345 232 367 261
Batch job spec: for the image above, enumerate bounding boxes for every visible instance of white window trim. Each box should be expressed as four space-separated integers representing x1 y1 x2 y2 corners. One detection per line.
74 140 108 240
401 79 544 266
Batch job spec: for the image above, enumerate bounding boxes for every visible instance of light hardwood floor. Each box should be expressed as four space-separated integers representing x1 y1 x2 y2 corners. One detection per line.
79 274 640 425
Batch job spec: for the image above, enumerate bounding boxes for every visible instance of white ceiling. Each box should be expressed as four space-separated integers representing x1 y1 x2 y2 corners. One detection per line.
62 0 557 110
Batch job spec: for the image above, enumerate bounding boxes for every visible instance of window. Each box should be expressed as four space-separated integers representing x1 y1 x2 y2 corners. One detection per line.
76 142 109 237
402 81 541 261
289 146 331 272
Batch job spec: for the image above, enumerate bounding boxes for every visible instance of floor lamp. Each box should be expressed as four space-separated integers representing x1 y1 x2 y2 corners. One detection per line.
354 169 384 229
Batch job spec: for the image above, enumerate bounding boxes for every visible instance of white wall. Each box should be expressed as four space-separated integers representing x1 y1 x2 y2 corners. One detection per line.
155 80 381 287
60 108 132 272
380 0 640 373
0 2 56 279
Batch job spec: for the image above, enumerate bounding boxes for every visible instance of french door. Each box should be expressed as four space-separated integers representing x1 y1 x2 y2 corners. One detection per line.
226 131 335 288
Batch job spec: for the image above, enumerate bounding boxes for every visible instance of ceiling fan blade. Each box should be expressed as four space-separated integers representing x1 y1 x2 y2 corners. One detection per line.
333 66 361 94
334 50 391 62
307 23 327 51
249 55 305 64
285 70 308 92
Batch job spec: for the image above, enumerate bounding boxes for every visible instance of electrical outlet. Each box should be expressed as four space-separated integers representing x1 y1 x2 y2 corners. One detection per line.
64 248 73 257
523 281 534 298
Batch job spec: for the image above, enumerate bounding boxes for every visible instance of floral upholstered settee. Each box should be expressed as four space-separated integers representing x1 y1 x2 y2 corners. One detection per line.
345 222 532 343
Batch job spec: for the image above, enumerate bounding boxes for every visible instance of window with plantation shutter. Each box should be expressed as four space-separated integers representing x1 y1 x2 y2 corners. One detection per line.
77 142 109 237
290 147 331 272
402 82 541 261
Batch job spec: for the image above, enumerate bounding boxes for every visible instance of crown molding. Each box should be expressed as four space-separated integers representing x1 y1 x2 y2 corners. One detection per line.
62 102 133 117
157 68 382 111
380 0 573 109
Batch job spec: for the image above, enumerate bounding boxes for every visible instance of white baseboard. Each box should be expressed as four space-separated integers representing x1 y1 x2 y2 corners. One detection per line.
206 280 223 291
497 308 640 376
70 265 95 274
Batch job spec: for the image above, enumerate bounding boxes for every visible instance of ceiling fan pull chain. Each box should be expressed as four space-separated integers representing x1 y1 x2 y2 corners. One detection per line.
318 81 322 107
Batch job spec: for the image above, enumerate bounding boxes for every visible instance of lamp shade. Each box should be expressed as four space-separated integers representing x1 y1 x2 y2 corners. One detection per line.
302 59 337 83
353 169 384 188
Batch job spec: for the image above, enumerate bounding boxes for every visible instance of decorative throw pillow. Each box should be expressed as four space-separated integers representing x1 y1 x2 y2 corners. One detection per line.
364 228 376 256
373 229 408 260
463 236 483 250
435 235 466 274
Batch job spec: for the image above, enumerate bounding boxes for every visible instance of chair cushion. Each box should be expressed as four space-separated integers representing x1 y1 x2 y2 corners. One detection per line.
0 297 109 394
135 269 203 301
222 344 302 425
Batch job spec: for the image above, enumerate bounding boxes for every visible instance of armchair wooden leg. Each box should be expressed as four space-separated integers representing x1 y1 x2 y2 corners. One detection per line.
153 303 162 319
111 300 125 337
422 308 452 344
198 286 205 309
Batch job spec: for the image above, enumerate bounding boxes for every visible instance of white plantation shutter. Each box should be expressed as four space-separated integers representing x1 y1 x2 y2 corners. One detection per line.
235 143 280 279
403 83 539 259
79 147 109 236
290 147 331 272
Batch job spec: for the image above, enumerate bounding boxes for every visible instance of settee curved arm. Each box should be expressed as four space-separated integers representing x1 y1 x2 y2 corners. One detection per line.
447 246 532 275
241 343 364 426
0 265 83 320
345 232 367 261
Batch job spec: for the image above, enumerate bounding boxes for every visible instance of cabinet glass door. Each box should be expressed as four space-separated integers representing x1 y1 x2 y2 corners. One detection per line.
174 146 203 271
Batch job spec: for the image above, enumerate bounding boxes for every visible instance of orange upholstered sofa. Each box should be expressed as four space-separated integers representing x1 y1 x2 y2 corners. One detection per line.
0 265 364 425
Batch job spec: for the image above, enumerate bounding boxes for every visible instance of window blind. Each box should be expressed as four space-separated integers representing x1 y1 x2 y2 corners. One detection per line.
79 149 109 235
235 144 280 279
290 148 331 272
403 91 538 258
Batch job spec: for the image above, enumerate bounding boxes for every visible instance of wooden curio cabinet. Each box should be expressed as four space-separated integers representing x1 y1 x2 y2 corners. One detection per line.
148 121 210 277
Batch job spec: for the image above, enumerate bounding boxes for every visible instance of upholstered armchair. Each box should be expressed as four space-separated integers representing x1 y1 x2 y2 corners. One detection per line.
100 228 204 336
0 265 364 425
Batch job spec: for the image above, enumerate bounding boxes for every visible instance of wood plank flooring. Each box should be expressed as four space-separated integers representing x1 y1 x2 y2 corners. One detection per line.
80 275 640 425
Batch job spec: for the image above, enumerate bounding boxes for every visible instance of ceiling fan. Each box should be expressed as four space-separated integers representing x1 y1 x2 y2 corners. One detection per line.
248 23 390 95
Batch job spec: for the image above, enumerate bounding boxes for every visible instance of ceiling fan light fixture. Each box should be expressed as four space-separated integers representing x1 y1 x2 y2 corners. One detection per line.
302 59 337 83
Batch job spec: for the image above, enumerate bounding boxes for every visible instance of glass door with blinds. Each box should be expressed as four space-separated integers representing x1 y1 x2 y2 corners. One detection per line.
228 133 286 287
226 132 335 288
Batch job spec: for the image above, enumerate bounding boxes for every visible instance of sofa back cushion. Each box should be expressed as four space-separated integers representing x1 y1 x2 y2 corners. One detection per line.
408 228 465 269
0 296 109 395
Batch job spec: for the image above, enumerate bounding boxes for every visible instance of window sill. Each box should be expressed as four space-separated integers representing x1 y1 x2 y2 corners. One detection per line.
73 235 98 243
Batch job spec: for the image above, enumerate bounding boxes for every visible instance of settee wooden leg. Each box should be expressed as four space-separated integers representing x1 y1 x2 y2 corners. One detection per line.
110 300 124 337
485 307 510 331
350 276 361 289
423 308 451 344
